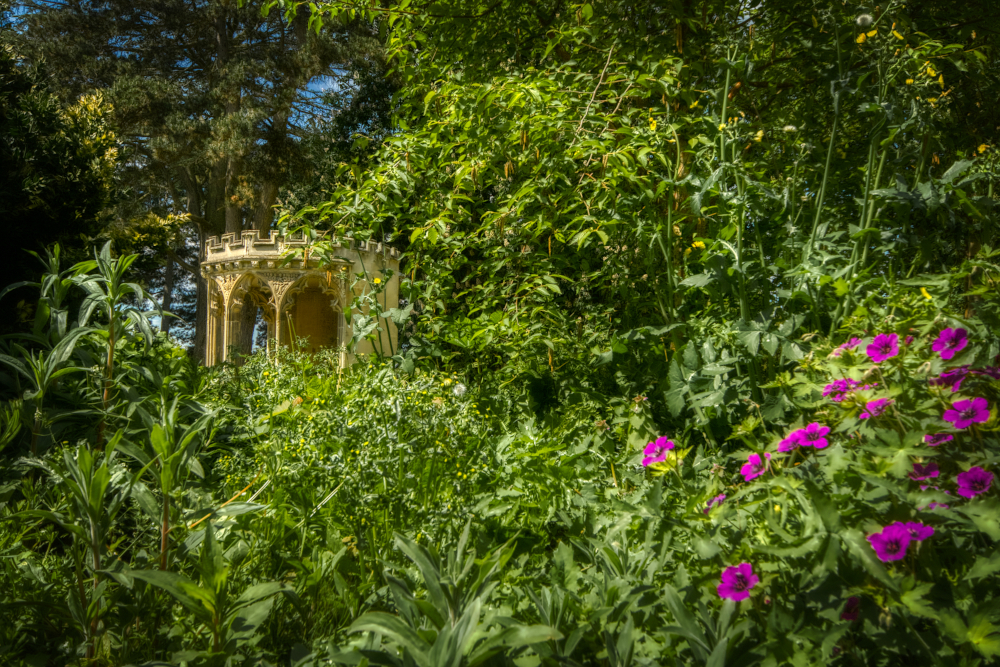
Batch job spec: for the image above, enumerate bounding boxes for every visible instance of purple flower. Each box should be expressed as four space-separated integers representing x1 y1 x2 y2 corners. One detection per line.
823 378 860 402
859 398 893 420
929 367 969 392
894 521 934 542
778 432 803 452
741 452 771 481
840 337 863 350
956 466 994 499
904 335 915 346
717 563 759 601
909 462 940 481
972 366 1000 380
840 596 860 621
704 494 726 514
642 436 675 467
867 333 899 363
924 433 954 447
943 397 990 429
867 523 912 562
795 422 831 449
924 502 950 510
932 327 969 361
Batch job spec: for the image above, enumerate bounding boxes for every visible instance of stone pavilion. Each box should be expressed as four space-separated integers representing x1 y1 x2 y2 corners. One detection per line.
200 231 400 366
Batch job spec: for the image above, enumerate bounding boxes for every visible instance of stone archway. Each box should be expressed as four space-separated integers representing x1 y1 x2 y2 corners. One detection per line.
280 272 348 356
226 272 272 363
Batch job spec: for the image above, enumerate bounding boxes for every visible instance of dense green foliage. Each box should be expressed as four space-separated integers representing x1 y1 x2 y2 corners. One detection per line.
2 0 1000 666
0 47 118 327
2 245 1000 666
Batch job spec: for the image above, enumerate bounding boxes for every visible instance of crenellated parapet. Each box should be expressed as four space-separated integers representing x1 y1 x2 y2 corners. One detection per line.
202 230 400 275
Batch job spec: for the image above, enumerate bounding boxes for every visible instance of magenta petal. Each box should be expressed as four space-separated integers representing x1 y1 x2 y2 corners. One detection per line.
741 453 768 481
867 333 899 363
867 524 911 562
717 563 759 601
840 596 860 621
956 466 994 498
902 522 934 541
932 328 968 361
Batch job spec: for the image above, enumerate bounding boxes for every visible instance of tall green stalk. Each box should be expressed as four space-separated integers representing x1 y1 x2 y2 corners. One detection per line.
801 23 844 268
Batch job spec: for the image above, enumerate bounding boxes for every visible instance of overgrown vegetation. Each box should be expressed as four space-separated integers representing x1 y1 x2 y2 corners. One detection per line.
2 0 1000 665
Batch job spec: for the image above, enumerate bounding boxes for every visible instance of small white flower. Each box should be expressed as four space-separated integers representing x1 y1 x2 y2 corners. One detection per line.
856 13 873 28
782 125 798 133
453 383 467 397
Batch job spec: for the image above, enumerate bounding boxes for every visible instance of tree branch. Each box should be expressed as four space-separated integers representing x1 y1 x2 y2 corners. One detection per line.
574 46 615 140
168 249 199 276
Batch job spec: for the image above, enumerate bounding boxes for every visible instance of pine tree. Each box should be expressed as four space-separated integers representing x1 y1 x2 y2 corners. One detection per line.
12 0 386 358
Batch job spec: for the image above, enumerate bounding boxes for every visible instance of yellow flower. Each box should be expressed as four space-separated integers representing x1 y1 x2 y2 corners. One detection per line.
754 129 764 142
718 122 726 131
979 144 989 153
892 30 904 40
867 29 877 37
649 118 657 132
926 65 937 77
774 505 781 512
905 78 914 85
692 240 706 250
373 278 382 284
684 247 692 256
920 287 933 300
938 74 944 87
856 33 866 44
689 99 700 109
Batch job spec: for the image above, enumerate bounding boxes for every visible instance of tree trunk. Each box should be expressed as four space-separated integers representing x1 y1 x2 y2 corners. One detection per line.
194 227 209 363
161 255 174 335
235 298 258 363
253 180 279 233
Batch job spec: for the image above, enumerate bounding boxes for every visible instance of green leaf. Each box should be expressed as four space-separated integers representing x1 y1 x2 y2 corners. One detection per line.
967 552 1000 581
662 585 709 652
679 273 714 288
349 612 431 665
229 597 276 640
900 583 938 620
841 529 897 592
131 570 214 624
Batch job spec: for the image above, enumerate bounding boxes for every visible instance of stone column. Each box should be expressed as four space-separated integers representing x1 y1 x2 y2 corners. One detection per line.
213 273 239 363
206 298 218 366
260 271 297 349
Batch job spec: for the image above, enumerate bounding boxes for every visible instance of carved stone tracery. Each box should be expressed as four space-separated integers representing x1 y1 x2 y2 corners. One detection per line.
213 273 240 309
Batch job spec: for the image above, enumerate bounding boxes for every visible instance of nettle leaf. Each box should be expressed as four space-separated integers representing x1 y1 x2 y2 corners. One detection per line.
679 273 714 288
